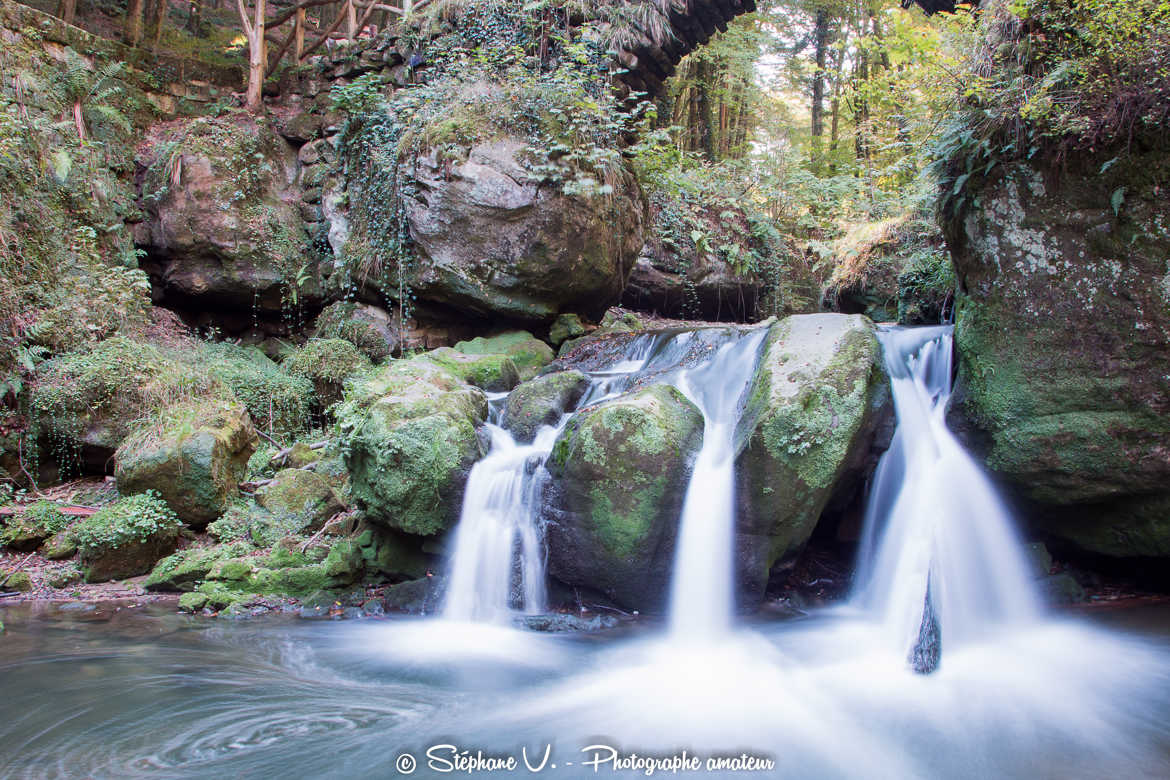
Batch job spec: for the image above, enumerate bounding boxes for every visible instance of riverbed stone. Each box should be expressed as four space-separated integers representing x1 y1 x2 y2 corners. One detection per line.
734 314 885 603
502 370 590 443
544 384 704 611
454 331 555 382
257 469 345 532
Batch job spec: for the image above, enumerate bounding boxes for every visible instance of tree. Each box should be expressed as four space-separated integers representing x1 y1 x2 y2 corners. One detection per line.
236 0 267 112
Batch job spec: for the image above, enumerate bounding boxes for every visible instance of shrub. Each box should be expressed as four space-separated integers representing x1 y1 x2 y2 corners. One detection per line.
73 491 182 554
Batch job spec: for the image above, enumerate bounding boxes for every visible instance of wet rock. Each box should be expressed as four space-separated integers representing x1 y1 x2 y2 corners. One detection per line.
1040 572 1087 605
734 314 886 604
502 371 589 443
519 613 619 632
420 347 520 392
382 575 446 615
548 313 586 347
75 493 182 583
544 384 703 611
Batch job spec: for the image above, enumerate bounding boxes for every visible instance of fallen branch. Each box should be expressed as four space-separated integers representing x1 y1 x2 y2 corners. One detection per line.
269 440 328 468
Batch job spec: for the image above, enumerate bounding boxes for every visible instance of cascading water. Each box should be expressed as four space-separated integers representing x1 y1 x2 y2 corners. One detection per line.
439 330 721 625
852 325 1042 669
667 329 768 640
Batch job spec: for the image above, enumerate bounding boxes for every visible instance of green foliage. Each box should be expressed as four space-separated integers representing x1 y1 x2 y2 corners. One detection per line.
200 342 315 442
282 338 372 407
73 491 181 554
933 0 1170 218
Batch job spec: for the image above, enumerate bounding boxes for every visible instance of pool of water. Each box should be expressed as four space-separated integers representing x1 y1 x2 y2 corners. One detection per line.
1 602 1168 779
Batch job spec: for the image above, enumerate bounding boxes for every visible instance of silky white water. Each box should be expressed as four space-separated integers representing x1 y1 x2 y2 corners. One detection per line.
667 328 768 640
853 325 1042 661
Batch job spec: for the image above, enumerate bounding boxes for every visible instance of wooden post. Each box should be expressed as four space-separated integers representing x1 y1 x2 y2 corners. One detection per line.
346 0 356 41
294 6 306 60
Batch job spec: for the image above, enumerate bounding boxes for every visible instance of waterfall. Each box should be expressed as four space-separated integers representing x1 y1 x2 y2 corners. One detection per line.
853 325 1042 667
440 332 685 623
667 329 768 640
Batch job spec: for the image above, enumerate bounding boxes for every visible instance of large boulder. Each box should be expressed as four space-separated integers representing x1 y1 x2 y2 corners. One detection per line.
257 468 346 531
945 154 1170 558
115 402 258 527
337 356 488 536
401 138 645 322
313 302 399 362
544 384 704 611
138 116 314 311
734 314 885 601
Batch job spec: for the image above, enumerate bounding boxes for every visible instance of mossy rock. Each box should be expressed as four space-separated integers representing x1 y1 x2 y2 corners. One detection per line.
2 501 69 552
454 331 554 382
355 527 431 580
75 493 182 583
30 337 229 462
944 155 1170 558
40 531 78 560
282 338 372 407
5 571 33 592
420 347 520 392
337 357 487 536
257 469 345 531
145 546 231 592
544 384 703 611
208 557 256 582
48 568 82 589
200 343 315 442
178 592 210 612
382 575 446 615
548 314 586 347
734 314 884 602
115 402 258 527
313 302 399 362
502 370 589 443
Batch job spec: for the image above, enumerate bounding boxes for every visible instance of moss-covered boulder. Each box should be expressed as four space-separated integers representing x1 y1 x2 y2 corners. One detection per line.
1 501 69 552
454 331 555 382
200 342 315 442
337 357 487 536
138 116 315 312
734 314 885 601
503 371 590 443
354 527 431 580
549 313 587 347
420 347 520 392
40 531 78 560
5 571 33 592
257 469 345 531
115 402 258 527
30 337 228 463
944 154 1170 558
543 384 703 610
283 338 372 407
145 546 235 592
313 302 399 362
74 493 182 583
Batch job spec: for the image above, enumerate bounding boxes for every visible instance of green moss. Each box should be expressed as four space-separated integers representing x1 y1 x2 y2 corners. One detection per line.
313 302 396 362
283 338 372 407
73 492 181 554
453 331 554 381
200 342 315 442
1 500 69 550
586 475 667 558
145 546 231 592
5 571 33 591
420 348 520 392
209 558 255 582
178 592 209 612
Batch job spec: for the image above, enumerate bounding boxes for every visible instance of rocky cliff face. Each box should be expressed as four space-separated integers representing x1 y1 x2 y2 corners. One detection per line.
945 151 1170 558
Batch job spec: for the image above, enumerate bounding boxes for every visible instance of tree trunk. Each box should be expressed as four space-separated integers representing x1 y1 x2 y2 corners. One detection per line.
58 0 76 26
187 0 204 36
811 9 829 140
238 0 267 112
124 0 145 46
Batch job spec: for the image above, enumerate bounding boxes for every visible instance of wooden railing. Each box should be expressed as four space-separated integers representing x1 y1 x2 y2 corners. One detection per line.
264 0 433 71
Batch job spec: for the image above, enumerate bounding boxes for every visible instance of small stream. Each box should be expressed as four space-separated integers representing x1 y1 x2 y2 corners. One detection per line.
0 603 1168 778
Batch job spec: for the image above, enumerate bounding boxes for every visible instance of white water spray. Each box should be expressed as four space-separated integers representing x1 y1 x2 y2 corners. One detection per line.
853 325 1042 661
